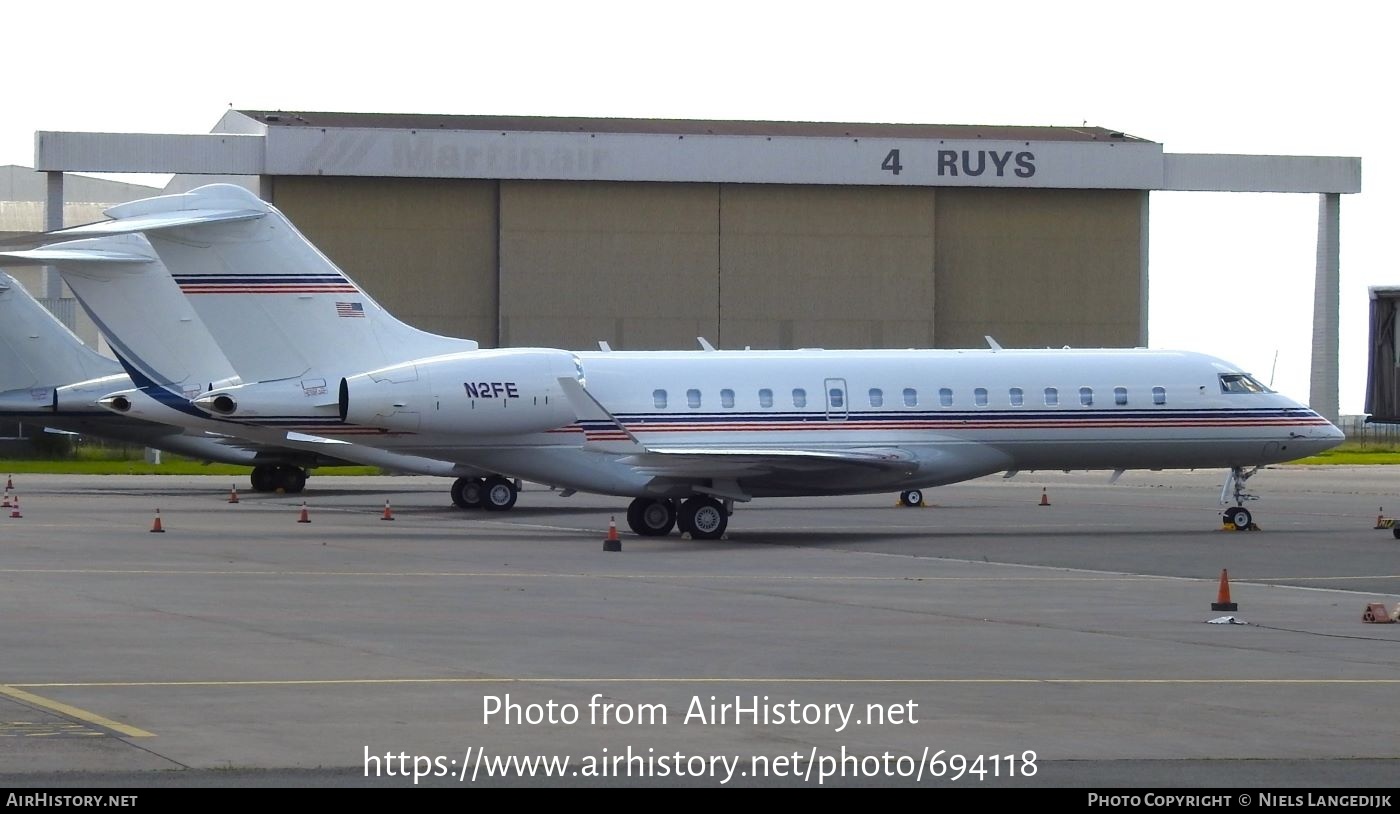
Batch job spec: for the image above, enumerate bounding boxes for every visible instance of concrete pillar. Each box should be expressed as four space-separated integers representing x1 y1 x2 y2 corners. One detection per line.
44 171 64 301
1310 193 1340 422
1138 190 1150 347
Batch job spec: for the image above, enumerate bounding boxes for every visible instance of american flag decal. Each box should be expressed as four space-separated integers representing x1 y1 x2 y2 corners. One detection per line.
335 301 365 318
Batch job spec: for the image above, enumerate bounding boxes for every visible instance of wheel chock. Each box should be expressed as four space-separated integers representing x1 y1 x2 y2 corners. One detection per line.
1361 603 1395 624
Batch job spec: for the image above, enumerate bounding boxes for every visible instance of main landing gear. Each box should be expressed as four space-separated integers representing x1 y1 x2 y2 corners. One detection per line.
250 464 307 494
898 489 924 507
1220 465 1261 531
451 475 520 511
626 496 729 540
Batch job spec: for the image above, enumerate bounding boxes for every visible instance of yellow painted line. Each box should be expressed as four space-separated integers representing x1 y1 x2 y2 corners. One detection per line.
0 567 1187 582
7 567 1399 585
0 684 154 738
10 677 1400 690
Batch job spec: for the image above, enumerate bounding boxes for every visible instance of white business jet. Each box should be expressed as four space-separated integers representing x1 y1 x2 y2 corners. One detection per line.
22 185 1344 538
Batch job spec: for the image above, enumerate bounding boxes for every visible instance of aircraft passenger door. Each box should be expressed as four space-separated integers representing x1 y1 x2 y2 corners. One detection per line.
824 378 849 421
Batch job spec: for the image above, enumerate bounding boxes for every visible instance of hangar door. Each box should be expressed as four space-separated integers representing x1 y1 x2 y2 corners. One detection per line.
499 181 721 350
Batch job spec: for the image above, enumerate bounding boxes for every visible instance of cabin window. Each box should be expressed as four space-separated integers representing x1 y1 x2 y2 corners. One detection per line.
687 388 701 408
793 388 807 408
1152 386 1166 405
1114 386 1128 406
652 389 667 409
1044 387 1059 406
1219 373 1271 394
939 387 954 407
974 387 988 407
1009 387 1024 407
868 388 884 407
759 388 773 408
829 388 845 408
1079 387 1094 406
903 387 918 407
720 388 735 408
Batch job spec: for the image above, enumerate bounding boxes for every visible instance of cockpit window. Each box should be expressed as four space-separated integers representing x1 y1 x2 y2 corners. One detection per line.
1219 373 1272 394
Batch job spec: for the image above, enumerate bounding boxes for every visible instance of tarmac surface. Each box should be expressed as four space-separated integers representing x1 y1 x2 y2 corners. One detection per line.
1 466 1398 788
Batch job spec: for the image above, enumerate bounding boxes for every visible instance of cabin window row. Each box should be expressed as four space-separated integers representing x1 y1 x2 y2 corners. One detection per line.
652 386 1170 409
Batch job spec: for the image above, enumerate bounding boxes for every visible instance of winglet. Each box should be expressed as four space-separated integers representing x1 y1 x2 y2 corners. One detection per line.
985 336 1004 351
556 377 645 453
697 337 716 351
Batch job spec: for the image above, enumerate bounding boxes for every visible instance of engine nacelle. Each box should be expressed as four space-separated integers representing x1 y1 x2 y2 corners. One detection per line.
192 377 341 420
55 374 135 413
0 386 55 413
339 348 580 435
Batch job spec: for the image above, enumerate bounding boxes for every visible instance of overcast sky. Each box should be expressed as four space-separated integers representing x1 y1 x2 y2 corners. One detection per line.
3 1 1387 413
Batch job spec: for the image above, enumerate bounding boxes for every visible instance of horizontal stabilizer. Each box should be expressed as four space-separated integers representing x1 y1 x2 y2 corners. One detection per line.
0 209 265 250
0 245 156 267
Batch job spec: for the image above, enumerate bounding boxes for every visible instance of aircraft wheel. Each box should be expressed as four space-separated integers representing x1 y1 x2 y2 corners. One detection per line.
250 465 274 492
627 497 676 536
899 489 923 507
1223 505 1252 530
481 475 518 511
678 496 727 540
452 477 484 509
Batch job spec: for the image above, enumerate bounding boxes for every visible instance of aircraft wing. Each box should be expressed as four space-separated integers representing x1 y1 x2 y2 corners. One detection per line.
618 446 919 479
556 376 921 489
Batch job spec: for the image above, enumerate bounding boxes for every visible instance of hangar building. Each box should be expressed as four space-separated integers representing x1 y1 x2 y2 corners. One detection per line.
27 112 1361 419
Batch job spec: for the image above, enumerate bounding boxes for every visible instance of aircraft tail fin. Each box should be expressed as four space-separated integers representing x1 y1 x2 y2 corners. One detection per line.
76 184 478 384
0 270 120 392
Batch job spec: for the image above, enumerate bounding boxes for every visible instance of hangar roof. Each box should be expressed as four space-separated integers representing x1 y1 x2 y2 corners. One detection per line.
233 110 1151 143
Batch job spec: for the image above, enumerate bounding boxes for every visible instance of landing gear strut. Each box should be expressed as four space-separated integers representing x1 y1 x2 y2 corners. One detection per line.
1220 465 1260 530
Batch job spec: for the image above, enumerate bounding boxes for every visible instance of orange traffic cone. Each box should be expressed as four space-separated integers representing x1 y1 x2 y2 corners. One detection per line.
603 516 621 551
1038 488 1050 507
2 492 10 509
9 494 20 519
1210 568 1237 611
297 501 311 524
381 500 395 521
149 508 165 533
228 485 240 504
4 475 12 491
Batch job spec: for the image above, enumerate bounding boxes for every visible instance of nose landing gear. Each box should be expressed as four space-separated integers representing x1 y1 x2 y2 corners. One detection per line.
1220 466 1261 531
